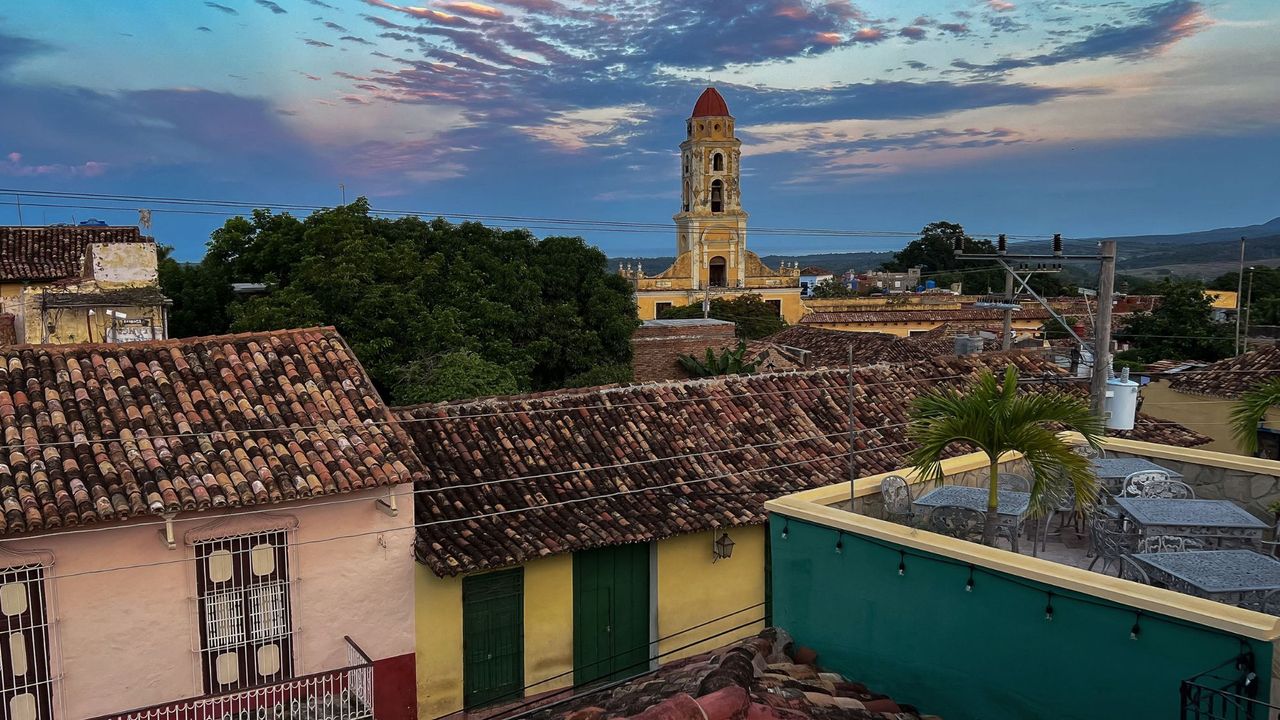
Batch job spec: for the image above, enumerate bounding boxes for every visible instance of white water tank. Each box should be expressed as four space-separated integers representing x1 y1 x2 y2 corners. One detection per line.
1105 367 1140 430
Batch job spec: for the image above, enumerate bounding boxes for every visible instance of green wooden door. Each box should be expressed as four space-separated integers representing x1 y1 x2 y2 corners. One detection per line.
573 543 651 686
463 568 524 708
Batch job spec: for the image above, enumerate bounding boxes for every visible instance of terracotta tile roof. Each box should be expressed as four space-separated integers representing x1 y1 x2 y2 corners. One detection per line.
1166 346 1280 399
397 352 1206 576
800 307 1052 324
0 226 153 282
762 327 938 367
0 327 422 536
528 629 930 720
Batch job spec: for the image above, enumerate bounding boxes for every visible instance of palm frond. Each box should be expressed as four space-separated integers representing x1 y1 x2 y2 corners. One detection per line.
1230 378 1280 454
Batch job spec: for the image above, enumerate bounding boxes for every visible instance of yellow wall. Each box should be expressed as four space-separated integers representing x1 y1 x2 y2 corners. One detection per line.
414 553 575 719
415 566 463 720
638 289 804 324
1139 380 1280 455
415 530 769 718
656 527 766 662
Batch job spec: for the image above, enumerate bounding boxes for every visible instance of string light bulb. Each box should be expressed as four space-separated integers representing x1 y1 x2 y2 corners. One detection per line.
965 566 974 592
781 520 789 540
1045 592 1054 621
898 551 906 576
835 531 844 554
1130 611 1142 640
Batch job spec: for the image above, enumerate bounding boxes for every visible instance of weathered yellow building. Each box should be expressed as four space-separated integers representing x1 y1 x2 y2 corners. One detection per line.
623 88 803 324
0 226 168 345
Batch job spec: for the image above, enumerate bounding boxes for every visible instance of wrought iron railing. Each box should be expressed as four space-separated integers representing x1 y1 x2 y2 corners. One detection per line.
93 636 374 720
1181 651 1279 720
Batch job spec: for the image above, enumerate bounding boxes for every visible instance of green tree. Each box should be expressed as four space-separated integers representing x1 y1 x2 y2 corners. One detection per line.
157 200 639 403
908 367 1103 546
678 341 759 377
1230 379 1280 455
1211 266 1280 326
657 294 786 339
881 221 1075 296
812 276 856 298
1116 279 1231 362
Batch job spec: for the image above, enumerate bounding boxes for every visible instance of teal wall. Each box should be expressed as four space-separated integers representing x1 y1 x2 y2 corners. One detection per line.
768 514 1272 720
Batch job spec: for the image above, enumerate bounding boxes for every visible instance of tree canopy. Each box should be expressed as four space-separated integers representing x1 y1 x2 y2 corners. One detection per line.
1211 266 1280 327
811 276 857 298
1115 278 1231 362
880 221 1076 296
657 293 786 339
158 200 639 403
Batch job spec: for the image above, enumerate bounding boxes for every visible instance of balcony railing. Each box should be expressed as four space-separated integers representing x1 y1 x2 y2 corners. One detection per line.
1181 653 1279 720
93 637 374 720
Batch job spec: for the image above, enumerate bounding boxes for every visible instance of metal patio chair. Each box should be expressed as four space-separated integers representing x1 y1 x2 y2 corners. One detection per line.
927 505 985 544
1119 471 1193 499
880 475 916 526
1087 514 1138 576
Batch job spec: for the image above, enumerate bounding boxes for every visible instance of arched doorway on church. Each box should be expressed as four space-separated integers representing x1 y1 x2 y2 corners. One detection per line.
709 256 727 287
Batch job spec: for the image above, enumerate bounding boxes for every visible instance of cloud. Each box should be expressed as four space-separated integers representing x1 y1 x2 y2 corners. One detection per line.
987 0 1016 12
438 2 505 20
323 20 349 31
2 152 107 178
362 0 473 25
304 0 337 7
340 35 374 44
955 0 1210 73
898 26 926 40
303 38 334 47
517 104 651 151
939 22 970 35
204 2 239 15
904 60 930 70
254 0 287 13
851 27 886 43
196 25 214 32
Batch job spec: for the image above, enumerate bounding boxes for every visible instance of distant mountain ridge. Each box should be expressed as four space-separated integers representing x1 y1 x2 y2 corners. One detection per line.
1080 217 1280 246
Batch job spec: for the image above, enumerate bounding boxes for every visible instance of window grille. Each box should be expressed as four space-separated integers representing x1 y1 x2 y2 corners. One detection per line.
0 564 53 720
195 531 293 694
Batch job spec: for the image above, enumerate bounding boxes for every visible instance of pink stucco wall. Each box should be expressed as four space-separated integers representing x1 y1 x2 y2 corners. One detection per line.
0 485 415 718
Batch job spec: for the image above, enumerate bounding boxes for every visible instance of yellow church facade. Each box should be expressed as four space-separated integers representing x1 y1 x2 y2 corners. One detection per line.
622 88 804 324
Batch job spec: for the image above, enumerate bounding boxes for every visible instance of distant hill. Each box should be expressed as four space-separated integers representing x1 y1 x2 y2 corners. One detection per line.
612 217 1280 282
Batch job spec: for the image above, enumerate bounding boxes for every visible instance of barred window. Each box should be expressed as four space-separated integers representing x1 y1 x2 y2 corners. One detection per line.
195 531 293 693
0 564 52 720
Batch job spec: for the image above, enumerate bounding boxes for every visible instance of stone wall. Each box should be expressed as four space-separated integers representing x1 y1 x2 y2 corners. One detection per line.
631 319 737 381
1109 451 1280 521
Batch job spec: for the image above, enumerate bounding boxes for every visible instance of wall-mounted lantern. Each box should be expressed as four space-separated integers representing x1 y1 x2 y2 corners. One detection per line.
712 532 735 562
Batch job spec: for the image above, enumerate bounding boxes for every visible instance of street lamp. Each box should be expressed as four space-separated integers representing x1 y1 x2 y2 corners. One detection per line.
712 532 735 562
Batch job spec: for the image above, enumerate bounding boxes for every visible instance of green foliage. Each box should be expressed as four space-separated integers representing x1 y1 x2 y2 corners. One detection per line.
812 276 856 298
881 221 1074 296
157 200 639 404
565 363 633 388
657 294 786 339
908 367 1103 546
1115 278 1231 362
1230 377 1280 455
678 341 759 377
1211 266 1280 327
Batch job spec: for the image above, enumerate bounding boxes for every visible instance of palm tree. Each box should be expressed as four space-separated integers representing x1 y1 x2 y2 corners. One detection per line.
907 367 1104 546
1230 378 1280 455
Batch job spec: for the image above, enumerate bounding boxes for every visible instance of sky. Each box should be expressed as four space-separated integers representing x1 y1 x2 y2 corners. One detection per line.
1 0 1278 260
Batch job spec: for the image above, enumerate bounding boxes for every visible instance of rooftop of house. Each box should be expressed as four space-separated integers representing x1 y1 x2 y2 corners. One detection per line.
762 327 947 367
799 266 833 276
1166 346 1280 398
396 352 1206 577
0 225 154 282
523 629 933 720
642 318 735 328
800 307 1053 324
0 326 423 536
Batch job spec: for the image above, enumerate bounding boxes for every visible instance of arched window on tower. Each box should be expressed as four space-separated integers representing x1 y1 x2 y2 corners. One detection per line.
710 180 723 213
683 182 690 212
713 153 723 171
709 256 727 287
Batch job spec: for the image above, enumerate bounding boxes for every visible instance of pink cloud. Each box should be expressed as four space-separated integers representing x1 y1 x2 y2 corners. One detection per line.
987 0 1015 11
852 27 885 43
364 0 473 25
3 152 106 177
437 1 505 19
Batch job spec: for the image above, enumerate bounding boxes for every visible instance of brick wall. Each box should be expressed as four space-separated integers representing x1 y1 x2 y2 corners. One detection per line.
632 321 737 381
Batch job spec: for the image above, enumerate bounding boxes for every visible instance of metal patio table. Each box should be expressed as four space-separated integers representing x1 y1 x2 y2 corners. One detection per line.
1091 458 1182 494
913 485 1032 552
1115 497 1268 546
1132 550 1280 609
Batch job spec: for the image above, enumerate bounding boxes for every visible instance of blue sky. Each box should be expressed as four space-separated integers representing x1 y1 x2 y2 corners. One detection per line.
1 0 1277 260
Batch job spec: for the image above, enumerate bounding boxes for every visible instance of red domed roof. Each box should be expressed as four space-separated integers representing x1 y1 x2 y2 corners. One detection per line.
691 87 730 118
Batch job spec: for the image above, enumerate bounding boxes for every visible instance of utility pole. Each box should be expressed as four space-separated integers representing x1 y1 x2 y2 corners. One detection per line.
1090 240 1116 417
340 183 346 205
847 343 857 511
1244 267 1256 353
14 194 22 227
1235 236 1246 355
999 234 1013 351
702 283 711 319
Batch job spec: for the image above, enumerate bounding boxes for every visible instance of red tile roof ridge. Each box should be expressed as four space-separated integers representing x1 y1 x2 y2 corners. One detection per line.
0 325 340 354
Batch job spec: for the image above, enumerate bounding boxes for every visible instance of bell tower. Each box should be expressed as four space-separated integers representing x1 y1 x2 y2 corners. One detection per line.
676 87 748 290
